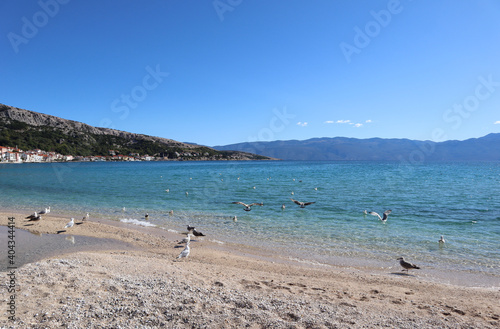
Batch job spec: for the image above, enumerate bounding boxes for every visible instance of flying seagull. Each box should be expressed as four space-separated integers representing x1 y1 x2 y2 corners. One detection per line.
64 218 75 229
176 242 190 260
368 209 392 222
397 257 420 273
232 201 263 211
290 198 315 208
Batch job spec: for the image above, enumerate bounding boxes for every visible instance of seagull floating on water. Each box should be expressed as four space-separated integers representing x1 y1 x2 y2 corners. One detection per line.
176 242 190 260
290 198 315 208
233 216 237 222
438 235 445 244
368 210 392 222
65 218 75 229
397 257 420 273
232 201 263 211
281 204 286 210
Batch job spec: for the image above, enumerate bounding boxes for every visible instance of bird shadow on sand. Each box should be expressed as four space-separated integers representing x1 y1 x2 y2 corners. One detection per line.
23 223 35 227
75 222 85 226
390 272 417 277
56 230 67 234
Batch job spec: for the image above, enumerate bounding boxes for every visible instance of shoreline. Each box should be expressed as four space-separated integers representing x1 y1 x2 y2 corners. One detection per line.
2 207 498 290
1 211 499 328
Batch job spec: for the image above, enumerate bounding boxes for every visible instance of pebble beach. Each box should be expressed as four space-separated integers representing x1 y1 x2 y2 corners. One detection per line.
1 212 499 328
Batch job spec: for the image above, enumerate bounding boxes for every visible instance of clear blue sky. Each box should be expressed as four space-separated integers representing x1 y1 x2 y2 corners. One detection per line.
1 0 499 146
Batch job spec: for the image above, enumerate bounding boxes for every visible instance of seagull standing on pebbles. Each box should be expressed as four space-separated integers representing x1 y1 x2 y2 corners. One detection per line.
368 210 392 222
26 212 38 220
38 206 50 215
397 257 420 273
176 242 190 260
232 202 263 211
26 213 41 222
192 229 205 237
65 218 75 229
178 233 193 244
290 198 315 208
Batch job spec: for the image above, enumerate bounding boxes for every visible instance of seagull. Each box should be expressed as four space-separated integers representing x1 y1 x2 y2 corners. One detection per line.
176 242 190 260
64 218 75 229
438 235 445 244
27 214 42 222
232 201 263 211
397 257 420 273
145 213 149 220
82 213 89 221
281 204 286 210
233 216 237 222
26 212 38 220
290 198 315 208
192 229 205 237
368 210 392 222
165 189 170 192
363 210 368 215
178 233 193 244
187 225 195 231
169 210 174 216
38 206 50 215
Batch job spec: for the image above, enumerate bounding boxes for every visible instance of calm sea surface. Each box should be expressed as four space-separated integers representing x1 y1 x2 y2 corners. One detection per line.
1 161 499 285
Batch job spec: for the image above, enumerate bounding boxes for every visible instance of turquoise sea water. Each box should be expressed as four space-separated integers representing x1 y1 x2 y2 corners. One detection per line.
1 161 499 285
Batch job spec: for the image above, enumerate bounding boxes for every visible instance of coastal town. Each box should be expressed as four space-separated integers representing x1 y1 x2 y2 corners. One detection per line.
0 145 255 163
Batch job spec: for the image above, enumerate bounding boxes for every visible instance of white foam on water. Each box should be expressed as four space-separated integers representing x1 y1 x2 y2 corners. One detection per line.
120 218 157 227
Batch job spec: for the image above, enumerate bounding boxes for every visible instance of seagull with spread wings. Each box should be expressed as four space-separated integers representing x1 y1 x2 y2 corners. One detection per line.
290 198 315 208
368 209 392 222
232 201 263 211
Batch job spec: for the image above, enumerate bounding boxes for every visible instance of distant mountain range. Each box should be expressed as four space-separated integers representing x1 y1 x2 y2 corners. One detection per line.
0 104 271 161
214 134 500 161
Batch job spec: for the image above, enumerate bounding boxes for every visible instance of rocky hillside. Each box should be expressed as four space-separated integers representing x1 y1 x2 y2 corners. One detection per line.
0 104 271 160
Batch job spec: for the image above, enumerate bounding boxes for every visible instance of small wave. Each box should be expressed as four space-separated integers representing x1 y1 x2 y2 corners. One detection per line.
209 239 225 245
120 218 157 227
167 229 179 234
287 257 331 267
